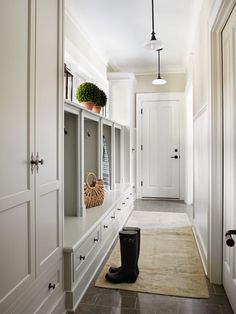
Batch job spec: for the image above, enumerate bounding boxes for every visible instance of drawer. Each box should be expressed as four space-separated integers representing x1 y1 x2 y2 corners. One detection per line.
101 209 117 235
74 225 100 272
22 261 63 314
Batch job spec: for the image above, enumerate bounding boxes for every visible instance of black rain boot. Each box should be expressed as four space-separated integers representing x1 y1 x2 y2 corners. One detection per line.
109 227 140 274
105 231 138 283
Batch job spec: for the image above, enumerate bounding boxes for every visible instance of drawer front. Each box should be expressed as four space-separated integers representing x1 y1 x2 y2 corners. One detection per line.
21 261 63 314
101 209 117 235
74 225 100 273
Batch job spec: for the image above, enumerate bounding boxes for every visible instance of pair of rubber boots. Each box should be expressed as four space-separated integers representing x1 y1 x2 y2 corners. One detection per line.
105 227 140 284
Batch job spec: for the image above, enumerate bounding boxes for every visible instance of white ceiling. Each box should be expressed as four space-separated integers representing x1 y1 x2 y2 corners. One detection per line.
66 0 200 74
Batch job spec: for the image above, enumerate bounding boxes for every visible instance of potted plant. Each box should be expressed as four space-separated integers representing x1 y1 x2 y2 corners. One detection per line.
76 82 100 110
93 89 107 114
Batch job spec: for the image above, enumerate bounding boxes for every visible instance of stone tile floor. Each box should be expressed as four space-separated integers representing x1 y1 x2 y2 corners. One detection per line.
75 200 233 314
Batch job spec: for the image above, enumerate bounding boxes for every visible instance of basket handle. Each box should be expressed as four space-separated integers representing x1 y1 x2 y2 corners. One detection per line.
86 172 98 187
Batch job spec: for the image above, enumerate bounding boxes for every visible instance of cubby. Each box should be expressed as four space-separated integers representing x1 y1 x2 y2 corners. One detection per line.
84 116 100 180
102 120 113 191
114 126 122 185
64 111 79 216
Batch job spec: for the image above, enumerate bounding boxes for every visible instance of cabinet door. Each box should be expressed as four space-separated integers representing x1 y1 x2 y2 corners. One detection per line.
35 0 63 276
0 0 35 311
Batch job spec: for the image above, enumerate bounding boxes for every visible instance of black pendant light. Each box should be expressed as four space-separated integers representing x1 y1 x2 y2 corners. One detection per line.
144 0 163 50
152 48 166 85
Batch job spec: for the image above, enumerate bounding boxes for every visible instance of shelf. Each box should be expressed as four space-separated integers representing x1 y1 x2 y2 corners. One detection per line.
63 183 131 252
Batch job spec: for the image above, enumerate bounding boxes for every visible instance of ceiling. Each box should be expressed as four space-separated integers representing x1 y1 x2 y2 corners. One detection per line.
65 0 200 74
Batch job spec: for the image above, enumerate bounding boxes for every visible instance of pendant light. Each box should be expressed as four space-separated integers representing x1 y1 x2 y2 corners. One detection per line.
152 48 166 85
144 0 163 50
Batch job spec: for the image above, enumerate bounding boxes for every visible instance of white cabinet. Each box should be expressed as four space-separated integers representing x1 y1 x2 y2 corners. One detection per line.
0 0 63 312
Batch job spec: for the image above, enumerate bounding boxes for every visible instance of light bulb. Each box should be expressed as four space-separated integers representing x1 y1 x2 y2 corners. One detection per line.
152 78 166 85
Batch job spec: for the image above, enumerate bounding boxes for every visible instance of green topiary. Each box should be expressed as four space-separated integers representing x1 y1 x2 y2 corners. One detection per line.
98 89 107 107
76 82 100 104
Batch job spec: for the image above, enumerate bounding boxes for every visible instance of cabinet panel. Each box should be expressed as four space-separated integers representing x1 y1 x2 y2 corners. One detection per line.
35 0 62 275
0 203 31 302
37 191 59 267
0 0 30 198
35 0 59 185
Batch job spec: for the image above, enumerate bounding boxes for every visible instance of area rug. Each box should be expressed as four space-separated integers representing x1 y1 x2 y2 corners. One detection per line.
95 226 209 298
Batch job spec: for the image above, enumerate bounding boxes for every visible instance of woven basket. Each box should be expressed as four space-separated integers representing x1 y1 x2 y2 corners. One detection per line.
84 172 104 208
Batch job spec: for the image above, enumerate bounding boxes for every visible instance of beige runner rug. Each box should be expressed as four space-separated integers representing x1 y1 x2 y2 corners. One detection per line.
95 227 209 298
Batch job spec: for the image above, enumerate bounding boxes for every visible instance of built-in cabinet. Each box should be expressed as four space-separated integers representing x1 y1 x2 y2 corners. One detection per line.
63 101 134 312
0 1 64 313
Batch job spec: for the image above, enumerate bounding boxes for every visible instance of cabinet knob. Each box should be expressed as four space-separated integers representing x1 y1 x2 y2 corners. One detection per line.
126 197 129 200
122 202 126 205
117 208 121 211
130 193 133 195
48 283 56 290
80 255 85 260
111 215 115 219
104 225 108 229
94 238 99 242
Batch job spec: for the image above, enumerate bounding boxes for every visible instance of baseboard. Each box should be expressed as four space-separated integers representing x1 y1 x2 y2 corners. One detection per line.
192 223 208 276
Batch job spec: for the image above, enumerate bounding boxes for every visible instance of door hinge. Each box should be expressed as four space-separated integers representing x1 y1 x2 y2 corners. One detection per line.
141 144 143 151
141 108 143 114
141 181 143 186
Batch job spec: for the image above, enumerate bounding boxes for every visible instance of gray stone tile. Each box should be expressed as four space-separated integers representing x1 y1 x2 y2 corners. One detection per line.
80 292 99 305
95 293 137 309
75 304 113 314
220 304 234 314
213 284 226 295
135 293 178 314
178 302 222 314
112 307 153 314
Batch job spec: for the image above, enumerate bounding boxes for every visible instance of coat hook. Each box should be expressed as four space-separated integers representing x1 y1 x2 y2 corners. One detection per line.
64 127 68 135
87 130 91 137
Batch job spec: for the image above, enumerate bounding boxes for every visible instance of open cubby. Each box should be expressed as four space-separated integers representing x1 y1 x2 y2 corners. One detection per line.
115 127 121 184
102 123 112 190
84 118 99 180
64 111 79 216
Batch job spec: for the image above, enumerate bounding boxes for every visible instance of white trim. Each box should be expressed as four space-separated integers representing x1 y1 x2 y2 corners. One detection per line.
192 225 208 275
193 104 208 121
136 92 184 200
208 0 236 284
107 72 136 81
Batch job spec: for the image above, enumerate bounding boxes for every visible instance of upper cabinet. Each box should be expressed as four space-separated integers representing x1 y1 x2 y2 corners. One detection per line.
0 0 63 312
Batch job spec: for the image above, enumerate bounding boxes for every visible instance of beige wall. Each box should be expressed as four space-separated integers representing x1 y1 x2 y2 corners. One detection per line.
135 73 186 93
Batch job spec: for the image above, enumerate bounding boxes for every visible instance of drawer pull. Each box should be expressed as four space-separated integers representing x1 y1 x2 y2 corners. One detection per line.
111 215 115 219
80 255 85 260
117 208 121 211
104 225 108 229
48 283 56 291
94 237 99 242
122 202 126 205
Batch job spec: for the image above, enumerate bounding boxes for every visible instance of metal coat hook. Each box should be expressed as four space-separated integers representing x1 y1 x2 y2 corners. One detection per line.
64 127 68 135
86 130 91 137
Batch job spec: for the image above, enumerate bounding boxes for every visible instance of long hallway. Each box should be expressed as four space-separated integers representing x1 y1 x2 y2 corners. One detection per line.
75 200 233 314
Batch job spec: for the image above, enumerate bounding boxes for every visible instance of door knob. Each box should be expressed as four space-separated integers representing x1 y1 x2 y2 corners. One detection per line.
225 230 236 247
171 155 179 159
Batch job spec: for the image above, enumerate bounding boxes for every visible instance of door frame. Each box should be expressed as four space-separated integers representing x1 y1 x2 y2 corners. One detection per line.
209 0 236 284
136 92 184 199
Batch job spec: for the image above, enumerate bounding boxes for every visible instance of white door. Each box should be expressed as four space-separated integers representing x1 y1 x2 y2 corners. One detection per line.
139 94 180 198
35 0 63 276
222 5 236 312
0 1 35 311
